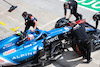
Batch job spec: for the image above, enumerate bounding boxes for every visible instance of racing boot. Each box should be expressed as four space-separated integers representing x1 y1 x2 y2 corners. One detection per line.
86 57 92 63
75 18 79 21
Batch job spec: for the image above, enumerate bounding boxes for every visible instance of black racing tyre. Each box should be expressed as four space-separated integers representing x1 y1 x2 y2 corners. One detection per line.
55 17 69 28
88 34 96 52
72 40 93 55
91 40 95 52
91 39 100 52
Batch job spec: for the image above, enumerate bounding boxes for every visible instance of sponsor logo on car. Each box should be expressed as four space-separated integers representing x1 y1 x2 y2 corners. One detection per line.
3 49 16 56
12 51 37 60
24 44 32 48
64 27 70 31
47 36 59 42
24 42 37 48
3 42 15 49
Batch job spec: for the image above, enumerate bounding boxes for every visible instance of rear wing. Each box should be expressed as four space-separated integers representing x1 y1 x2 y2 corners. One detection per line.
75 19 96 29
68 19 86 25
75 19 86 24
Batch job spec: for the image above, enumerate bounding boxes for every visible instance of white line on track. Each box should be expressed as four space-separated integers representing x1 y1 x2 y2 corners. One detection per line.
39 17 61 29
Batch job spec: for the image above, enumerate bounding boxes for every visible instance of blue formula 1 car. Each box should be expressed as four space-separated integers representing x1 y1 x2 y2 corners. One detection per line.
0 18 100 67
0 26 72 67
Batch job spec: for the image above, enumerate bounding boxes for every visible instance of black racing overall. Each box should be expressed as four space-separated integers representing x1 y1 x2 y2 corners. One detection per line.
64 0 82 21
72 24 91 61
93 12 100 29
24 14 37 32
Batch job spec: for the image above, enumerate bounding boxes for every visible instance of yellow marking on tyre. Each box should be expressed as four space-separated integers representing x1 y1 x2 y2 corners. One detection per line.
10 27 19 32
0 22 6 26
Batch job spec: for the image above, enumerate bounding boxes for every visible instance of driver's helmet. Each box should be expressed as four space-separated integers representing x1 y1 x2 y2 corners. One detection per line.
27 34 35 41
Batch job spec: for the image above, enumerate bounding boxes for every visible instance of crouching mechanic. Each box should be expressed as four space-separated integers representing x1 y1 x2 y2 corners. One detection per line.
93 12 100 29
22 12 38 32
70 22 92 63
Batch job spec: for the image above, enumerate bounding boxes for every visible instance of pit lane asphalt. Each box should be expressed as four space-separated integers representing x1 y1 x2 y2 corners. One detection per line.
0 0 100 67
